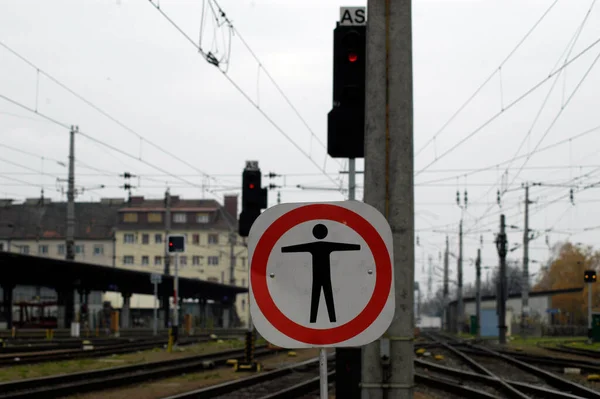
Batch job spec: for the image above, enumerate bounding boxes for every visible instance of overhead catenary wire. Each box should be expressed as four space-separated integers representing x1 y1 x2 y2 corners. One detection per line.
415 0 560 158
417 36 600 177
146 0 343 192
0 40 220 187
0 91 225 201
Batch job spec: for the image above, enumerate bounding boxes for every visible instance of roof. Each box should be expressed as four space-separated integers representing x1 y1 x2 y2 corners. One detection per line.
0 201 121 240
0 252 247 300
447 287 584 306
0 196 238 238
116 197 236 232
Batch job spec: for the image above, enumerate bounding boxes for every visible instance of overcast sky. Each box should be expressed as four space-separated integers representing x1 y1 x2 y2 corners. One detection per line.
1 0 600 299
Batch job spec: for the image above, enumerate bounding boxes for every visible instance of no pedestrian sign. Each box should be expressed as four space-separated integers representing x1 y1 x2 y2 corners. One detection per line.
248 201 395 348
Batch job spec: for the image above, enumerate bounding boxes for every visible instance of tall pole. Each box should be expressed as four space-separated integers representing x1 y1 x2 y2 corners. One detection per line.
427 255 433 301
443 236 449 330
475 248 481 339
496 214 508 344
522 184 530 336
349 158 356 200
457 219 463 333
66 126 77 261
153 281 158 336
173 252 179 343
362 0 414 397
162 189 171 328
588 282 593 343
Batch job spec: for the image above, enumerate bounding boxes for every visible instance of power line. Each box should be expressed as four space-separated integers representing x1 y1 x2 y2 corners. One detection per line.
0 91 224 200
0 40 221 187
211 0 338 166
416 124 600 186
415 34 600 176
146 0 343 192
414 0 559 158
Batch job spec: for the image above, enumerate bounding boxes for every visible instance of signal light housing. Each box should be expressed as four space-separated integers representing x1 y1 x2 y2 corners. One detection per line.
167 235 185 253
327 24 366 159
239 164 268 237
584 269 597 283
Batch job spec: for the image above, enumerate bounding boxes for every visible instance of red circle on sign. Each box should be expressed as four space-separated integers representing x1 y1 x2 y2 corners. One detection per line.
251 203 392 345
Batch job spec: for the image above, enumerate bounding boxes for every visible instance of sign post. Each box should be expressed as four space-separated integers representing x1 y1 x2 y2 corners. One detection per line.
248 201 394 398
167 235 186 344
151 273 162 336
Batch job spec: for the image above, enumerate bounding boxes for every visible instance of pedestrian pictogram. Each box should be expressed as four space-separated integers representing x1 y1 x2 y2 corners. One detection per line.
281 223 361 323
248 201 394 348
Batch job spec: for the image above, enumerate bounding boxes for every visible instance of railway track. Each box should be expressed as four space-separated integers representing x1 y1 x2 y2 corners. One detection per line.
0 345 275 399
162 355 334 399
422 331 600 398
537 342 600 358
0 335 244 367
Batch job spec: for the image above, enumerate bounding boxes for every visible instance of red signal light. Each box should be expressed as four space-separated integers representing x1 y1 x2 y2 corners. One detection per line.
348 53 358 62
249 183 255 189
169 242 173 246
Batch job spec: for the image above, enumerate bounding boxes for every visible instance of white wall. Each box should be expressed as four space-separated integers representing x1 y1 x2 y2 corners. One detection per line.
463 295 551 324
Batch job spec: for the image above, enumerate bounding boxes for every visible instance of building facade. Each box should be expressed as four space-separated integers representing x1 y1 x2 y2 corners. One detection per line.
109 195 249 326
0 197 122 328
0 195 249 328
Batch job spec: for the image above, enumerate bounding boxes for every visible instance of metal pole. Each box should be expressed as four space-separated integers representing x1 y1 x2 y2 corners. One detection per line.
457 219 463 333
443 236 449 330
173 253 179 342
66 126 77 262
588 283 592 343
319 348 328 399
496 214 508 345
476 249 481 339
153 282 158 336
349 158 356 200
163 189 171 328
362 0 414 397
522 184 530 337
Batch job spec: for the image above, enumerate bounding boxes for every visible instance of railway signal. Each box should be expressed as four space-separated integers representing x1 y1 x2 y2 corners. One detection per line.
239 161 268 237
327 8 366 159
584 270 597 283
585 269 597 342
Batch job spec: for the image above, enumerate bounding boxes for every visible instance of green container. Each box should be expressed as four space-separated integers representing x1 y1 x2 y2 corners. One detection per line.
592 314 600 342
470 315 478 335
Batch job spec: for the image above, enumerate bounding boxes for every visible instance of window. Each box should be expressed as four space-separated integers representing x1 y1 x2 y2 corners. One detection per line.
58 244 65 255
241 299 246 311
240 257 247 268
208 234 219 245
124 234 135 244
196 213 209 223
192 234 200 244
207 277 219 283
148 212 162 223
208 256 219 266
142 256 149 265
155 234 162 244
20 245 30 255
192 256 200 266
75 245 85 254
142 234 149 244
154 256 162 265
241 278 246 287
123 256 134 264
123 213 138 223
93 244 104 256
180 256 187 266
173 213 187 223
38 245 48 254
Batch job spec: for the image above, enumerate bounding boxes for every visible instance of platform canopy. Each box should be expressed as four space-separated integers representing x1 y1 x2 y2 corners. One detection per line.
0 252 247 302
